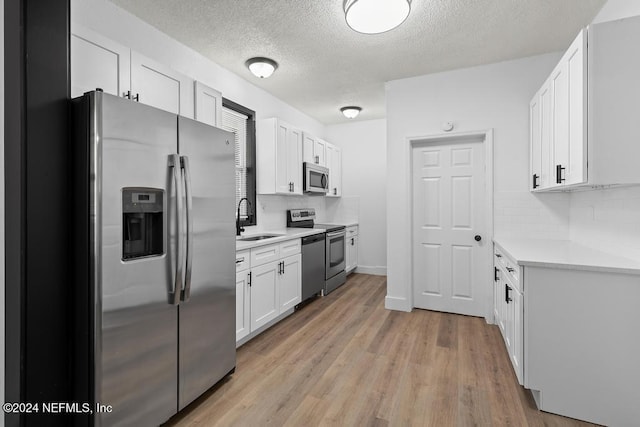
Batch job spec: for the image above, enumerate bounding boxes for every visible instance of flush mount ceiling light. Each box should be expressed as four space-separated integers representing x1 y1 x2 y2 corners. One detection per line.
340 106 362 119
344 0 412 34
245 57 278 79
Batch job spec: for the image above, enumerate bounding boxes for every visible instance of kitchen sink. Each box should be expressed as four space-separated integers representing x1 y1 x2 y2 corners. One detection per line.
238 234 283 241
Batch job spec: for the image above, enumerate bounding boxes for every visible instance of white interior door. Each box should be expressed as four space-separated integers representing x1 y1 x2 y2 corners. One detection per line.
412 137 487 316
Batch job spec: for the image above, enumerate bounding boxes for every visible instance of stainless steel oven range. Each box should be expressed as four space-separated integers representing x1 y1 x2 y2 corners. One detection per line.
287 209 347 295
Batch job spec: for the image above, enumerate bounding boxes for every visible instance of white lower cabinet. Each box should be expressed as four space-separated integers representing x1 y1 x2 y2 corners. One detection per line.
250 261 281 331
236 239 302 344
279 254 302 312
345 225 359 274
493 246 524 385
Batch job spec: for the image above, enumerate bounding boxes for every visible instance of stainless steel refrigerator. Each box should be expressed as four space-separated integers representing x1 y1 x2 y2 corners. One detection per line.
71 91 236 426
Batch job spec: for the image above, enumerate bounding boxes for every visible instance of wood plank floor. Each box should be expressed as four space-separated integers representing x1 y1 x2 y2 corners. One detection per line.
166 273 596 426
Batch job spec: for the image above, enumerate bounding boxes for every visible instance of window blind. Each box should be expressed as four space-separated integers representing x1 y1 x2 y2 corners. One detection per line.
221 107 249 217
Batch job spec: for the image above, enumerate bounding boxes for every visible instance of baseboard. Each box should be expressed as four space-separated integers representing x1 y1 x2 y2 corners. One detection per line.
355 265 387 276
385 295 411 312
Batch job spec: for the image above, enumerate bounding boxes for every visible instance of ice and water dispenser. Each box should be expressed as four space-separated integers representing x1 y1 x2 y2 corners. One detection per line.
122 188 164 260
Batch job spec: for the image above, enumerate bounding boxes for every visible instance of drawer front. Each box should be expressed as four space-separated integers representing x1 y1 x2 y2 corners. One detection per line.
251 243 281 267
236 250 250 272
494 246 521 292
279 238 301 257
346 225 358 237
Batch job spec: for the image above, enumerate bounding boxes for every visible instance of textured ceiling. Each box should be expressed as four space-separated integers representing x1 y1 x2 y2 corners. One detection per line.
110 0 605 124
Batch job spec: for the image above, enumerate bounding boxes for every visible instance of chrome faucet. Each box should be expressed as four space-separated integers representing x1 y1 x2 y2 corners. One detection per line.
236 197 252 236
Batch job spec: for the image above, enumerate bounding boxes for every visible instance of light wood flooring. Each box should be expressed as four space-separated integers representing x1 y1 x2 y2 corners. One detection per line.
166 273 596 426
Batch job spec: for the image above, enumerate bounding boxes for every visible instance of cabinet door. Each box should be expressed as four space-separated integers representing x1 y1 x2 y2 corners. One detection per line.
315 139 327 166
539 83 553 189
236 270 250 342
326 143 342 197
250 262 280 331
194 81 222 127
530 94 542 190
565 31 587 186
287 127 303 194
511 288 524 385
279 254 302 312
275 121 291 194
346 235 358 273
70 25 130 98
302 133 316 164
131 51 194 118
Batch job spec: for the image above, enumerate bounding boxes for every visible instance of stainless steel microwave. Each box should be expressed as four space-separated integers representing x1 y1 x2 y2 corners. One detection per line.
303 162 329 194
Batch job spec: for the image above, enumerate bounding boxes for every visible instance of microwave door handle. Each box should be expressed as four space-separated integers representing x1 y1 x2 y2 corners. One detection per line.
321 174 328 189
169 154 183 305
181 155 193 302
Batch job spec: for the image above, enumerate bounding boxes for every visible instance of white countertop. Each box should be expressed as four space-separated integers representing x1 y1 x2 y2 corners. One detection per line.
493 237 640 275
236 228 326 251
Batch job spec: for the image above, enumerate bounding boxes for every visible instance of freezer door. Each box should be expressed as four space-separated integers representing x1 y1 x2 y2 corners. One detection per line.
97 93 179 426
177 117 236 410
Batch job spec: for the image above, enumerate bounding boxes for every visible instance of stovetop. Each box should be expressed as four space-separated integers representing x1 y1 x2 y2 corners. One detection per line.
286 209 346 232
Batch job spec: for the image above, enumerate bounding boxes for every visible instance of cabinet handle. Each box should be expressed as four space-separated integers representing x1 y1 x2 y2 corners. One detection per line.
315 155 319 164
495 254 502 258
123 90 131 99
505 284 512 303
494 266 499 281
133 93 139 102
556 164 566 184
236 257 245 264
333 188 337 195
248 271 252 287
532 174 539 189
506 267 515 273
282 261 285 274
351 238 354 245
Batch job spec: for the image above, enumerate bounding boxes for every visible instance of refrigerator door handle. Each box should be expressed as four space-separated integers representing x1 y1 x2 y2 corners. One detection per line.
181 155 194 302
169 154 183 305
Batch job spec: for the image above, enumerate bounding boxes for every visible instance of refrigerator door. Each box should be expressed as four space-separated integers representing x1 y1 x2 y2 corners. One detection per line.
97 93 179 426
177 117 236 410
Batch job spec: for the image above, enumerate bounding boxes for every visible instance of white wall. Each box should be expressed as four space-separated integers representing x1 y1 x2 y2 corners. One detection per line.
385 53 565 311
325 119 387 275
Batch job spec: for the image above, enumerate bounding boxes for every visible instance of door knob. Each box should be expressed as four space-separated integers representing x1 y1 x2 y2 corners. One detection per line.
474 235 482 242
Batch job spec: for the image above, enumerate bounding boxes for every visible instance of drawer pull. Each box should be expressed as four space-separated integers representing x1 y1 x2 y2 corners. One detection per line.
505 284 512 303
495 254 502 258
494 267 499 282
236 257 245 264
506 267 515 273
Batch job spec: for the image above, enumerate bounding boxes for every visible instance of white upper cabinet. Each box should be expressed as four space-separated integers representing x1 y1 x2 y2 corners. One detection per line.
71 26 196 119
257 118 303 195
70 25 130 98
530 17 640 191
194 81 222 127
302 133 326 166
325 143 342 197
130 52 194 118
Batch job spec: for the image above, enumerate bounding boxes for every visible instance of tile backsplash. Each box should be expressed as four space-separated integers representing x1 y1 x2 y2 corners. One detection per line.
494 191 570 239
569 186 640 260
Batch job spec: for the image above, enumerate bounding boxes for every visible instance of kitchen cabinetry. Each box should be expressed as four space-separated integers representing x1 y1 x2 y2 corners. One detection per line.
71 25 196 119
194 81 222 127
235 250 251 341
345 225 359 274
493 237 640 426
71 25 130 98
235 238 302 344
493 245 524 385
325 143 343 197
257 118 303 195
530 17 640 191
302 133 327 166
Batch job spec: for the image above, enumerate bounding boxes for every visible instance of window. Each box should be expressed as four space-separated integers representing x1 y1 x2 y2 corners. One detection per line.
221 98 256 226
